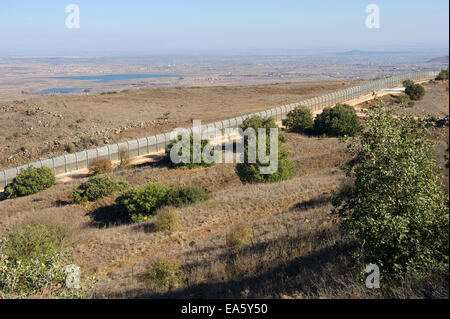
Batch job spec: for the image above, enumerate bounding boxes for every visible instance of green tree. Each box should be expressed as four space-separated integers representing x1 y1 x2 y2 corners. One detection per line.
332 106 449 280
116 183 170 222
282 106 314 132
314 104 361 137
165 133 216 169
435 70 448 81
4 166 55 199
402 80 425 101
236 116 294 183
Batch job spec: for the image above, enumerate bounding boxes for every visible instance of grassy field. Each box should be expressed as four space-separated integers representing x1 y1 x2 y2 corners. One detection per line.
0 80 448 299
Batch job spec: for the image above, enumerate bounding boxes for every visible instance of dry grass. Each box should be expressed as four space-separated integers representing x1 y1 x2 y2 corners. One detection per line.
0 82 448 299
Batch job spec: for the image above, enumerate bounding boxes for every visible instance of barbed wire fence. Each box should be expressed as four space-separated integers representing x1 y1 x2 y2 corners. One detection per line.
0 70 440 189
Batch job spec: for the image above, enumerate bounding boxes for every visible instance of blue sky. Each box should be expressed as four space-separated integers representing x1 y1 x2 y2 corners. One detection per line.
0 0 448 55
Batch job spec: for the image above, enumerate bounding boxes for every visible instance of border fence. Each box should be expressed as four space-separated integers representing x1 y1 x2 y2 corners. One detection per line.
0 70 440 189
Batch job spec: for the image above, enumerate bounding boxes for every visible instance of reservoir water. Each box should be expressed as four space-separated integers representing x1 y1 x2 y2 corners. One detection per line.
52 73 182 83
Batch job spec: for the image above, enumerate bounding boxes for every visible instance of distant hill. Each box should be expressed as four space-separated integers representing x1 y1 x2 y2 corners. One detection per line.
334 50 406 55
426 56 449 63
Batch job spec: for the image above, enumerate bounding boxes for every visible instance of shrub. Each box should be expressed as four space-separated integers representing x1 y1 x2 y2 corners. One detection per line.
235 116 294 184
403 80 425 101
88 158 113 175
64 143 76 153
227 225 253 249
2 224 62 264
154 206 179 231
314 104 361 137
166 185 210 207
282 106 314 132
435 70 448 81
118 146 131 169
0 224 87 298
4 166 55 199
116 183 170 222
71 175 129 203
397 94 412 107
146 258 183 289
332 105 449 280
165 133 216 169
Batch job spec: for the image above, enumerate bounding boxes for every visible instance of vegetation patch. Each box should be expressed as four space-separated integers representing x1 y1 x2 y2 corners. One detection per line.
282 106 314 132
71 175 129 204
402 80 425 101
154 206 179 231
88 158 113 175
236 116 294 184
4 166 55 199
227 225 254 249
116 183 208 222
166 185 210 207
332 105 449 280
314 104 361 137
146 258 183 290
165 133 216 169
0 224 90 298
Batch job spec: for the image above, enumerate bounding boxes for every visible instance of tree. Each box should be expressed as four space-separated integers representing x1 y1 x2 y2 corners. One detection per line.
314 104 361 137
4 166 55 199
332 105 449 280
165 133 216 169
282 106 314 132
236 116 294 183
402 80 425 101
435 70 448 81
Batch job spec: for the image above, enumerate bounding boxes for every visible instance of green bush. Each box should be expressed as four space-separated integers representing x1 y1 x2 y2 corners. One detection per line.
2 224 61 264
166 185 210 207
314 104 361 137
71 175 129 204
116 183 170 222
88 158 113 176
146 258 183 289
227 225 253 249
403 80 425 101
154 206 179 231
165 133 216 169
236 116 294 184
282 106 314 132
435 70 448 81
0 224 87 298
332 105 449 280
4 166 55 199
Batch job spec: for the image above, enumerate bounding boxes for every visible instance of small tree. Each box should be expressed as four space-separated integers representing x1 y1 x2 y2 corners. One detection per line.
146 258 183 290
435 70 448 81
165 133 215 169
282 106 314 132
116 183 170 222
235 116 294 184
154 206 179 231
88 158 113 175
71 175 129 203
402 80 425 101
314 104 361 137
4 166 55 199
332 105 449 280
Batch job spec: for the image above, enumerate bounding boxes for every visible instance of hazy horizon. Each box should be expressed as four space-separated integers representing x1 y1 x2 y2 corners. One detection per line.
0 0 448 57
